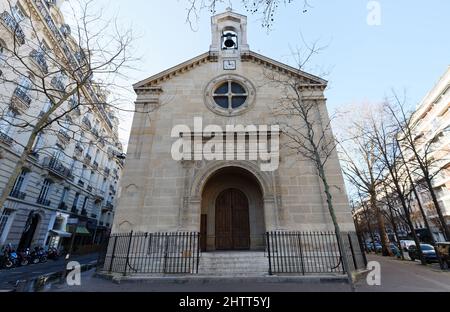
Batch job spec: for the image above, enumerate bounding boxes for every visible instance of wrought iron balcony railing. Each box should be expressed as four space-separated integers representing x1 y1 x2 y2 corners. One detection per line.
37 197 51 206
0 11 25 45
11 87 31 111
51 77 65 92
9 189 26 200
58 202 68 210
0 131 13 146
30 50 48 74
42 156 74 181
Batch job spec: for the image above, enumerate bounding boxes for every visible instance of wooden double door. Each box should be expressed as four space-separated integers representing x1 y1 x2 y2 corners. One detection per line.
215 188 250 250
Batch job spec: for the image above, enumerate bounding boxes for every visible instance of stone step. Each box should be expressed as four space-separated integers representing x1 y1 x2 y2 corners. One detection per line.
197 252 269 276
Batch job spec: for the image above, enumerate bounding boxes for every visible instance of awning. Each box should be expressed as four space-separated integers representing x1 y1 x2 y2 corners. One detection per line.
75 225 91 235
49 229 72 238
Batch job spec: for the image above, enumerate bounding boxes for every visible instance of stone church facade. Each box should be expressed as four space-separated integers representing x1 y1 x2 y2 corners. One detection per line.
112 10 354 252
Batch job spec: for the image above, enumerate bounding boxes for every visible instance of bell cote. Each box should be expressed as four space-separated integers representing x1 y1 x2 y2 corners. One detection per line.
209 8 250 59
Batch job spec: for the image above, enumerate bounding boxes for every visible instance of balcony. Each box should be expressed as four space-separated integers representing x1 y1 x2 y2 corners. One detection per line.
29 151 40 160
58 202 68 211
82 117 91 129
84 154 92 165
51 77 65 92
0 11 25 45
10 88 31 112
42 156 74 181
37 198 51 207
102 202 113 212
9 189 26 200
92 161 98 170
94 190 105 202
57 130 71 145
30 50 48 74
0 132 13 146
103 168 110 176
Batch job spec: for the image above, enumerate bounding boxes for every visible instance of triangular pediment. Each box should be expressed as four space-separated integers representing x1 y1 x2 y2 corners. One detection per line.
133 51 327 90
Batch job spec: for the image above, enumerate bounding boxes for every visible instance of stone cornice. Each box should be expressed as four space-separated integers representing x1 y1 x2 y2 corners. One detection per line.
133 50 328 91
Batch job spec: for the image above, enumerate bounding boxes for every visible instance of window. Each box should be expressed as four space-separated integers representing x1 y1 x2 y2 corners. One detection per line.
0 109 16 135
11 4 25 23
205 75 255 116
72 193 80 210
0 41 6 66
41 99 52 114
10 169 28 195
37 178 52 205
0 209 13 243
213 81 248 110
32 132 44 153
18 76 32 93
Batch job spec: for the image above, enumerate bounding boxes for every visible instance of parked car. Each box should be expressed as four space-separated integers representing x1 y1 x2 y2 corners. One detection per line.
435 242 450 269
400 240 416 251
408 244 438 263
390 243 401 258
365 241 382 252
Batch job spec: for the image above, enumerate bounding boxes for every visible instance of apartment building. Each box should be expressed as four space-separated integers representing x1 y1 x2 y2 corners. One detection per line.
0 0 124 251
406 66 450 241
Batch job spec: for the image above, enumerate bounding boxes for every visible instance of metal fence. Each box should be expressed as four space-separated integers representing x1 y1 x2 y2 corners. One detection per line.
101 232 200 275
266 231 366 275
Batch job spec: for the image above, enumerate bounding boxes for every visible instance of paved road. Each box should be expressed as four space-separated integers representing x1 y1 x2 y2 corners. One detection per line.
356 254 450 292
0 253 98 291
42 254 450 292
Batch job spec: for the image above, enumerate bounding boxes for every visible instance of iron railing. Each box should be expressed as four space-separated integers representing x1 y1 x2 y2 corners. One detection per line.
265 231 365 275
101 232 201 275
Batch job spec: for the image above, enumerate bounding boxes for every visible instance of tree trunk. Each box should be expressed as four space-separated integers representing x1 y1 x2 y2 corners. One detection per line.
0 130 39 215
317 164 355 291
398 141 436 244
370 191 393 256
424 177 450 241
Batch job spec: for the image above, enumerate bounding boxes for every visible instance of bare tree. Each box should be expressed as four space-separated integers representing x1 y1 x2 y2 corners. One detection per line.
368 107 426 264
263 46 355 290
338 104 393 256
387 94 450 240
0 0 137 216
185 0 312 29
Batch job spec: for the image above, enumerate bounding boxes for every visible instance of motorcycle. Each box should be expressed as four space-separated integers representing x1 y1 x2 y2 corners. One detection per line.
30 246 47 264
47 247 60 261
17 248 31 266
1 244 19 269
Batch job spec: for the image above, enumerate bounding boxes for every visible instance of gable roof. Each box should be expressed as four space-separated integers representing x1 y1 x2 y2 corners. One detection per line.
133 51 327 90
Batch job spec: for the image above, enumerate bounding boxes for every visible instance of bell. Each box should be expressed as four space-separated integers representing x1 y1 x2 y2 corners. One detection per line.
223 34 236 48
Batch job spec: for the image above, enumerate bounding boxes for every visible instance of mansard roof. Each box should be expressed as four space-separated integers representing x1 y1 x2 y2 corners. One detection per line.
133 51 327 90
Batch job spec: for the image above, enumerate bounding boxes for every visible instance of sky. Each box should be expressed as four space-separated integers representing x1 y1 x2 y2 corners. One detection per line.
82 0 450 150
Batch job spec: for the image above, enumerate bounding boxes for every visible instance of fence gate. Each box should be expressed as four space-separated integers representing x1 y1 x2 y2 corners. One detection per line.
266 231 364 275
101 232 200 275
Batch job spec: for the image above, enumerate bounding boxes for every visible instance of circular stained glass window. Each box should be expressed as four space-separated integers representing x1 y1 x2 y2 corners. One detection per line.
213 81 248 110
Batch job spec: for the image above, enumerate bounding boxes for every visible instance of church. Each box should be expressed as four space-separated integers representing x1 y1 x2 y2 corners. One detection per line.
110 9 355 269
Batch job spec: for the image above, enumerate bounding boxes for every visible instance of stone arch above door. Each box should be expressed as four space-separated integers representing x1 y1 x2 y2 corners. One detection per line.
189 160 275 199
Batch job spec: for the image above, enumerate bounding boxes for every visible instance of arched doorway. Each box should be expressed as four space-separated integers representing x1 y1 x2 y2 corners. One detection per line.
215 188 250 250
200 166 265 251
18 212 41 250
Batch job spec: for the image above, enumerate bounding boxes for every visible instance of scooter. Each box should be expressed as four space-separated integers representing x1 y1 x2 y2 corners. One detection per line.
1 244 19 269
30 246 47 264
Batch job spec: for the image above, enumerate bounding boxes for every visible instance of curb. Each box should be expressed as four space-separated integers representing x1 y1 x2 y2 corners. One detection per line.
95 272 349 285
